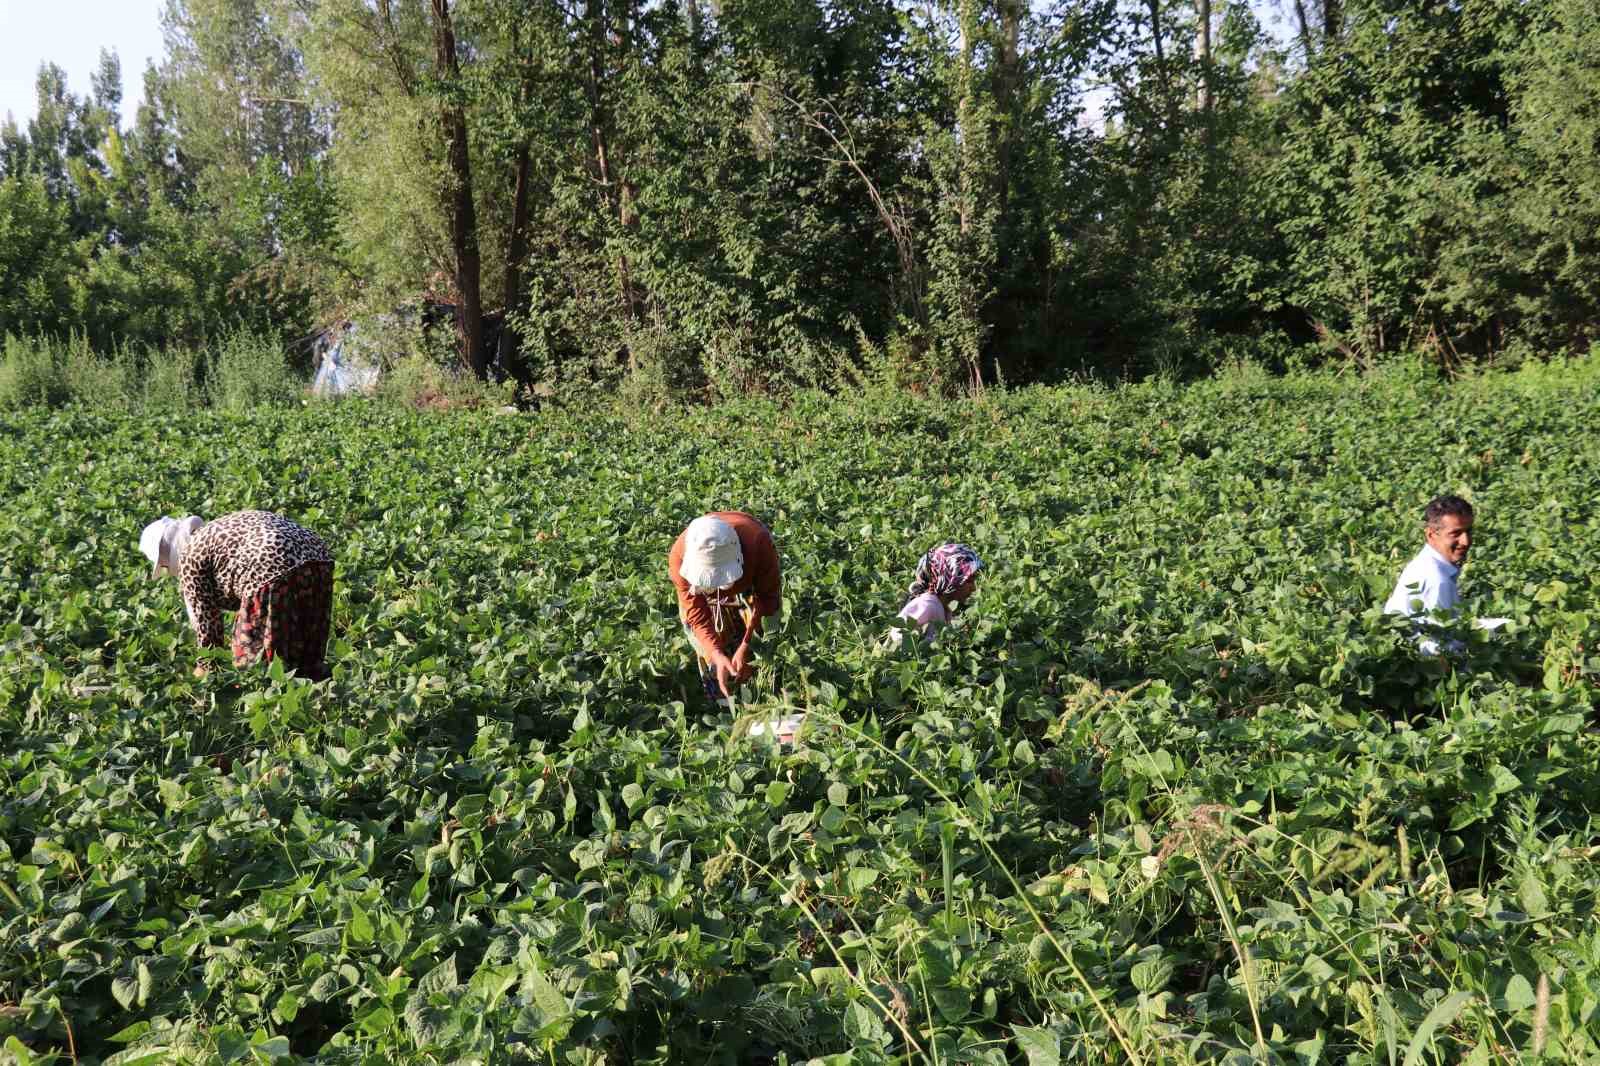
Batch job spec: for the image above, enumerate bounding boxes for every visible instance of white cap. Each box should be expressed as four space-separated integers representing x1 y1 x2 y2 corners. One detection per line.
679 515 743 591
139 515 204 578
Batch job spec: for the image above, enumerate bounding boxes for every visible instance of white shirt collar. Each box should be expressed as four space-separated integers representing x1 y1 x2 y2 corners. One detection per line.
1421 543 1460 576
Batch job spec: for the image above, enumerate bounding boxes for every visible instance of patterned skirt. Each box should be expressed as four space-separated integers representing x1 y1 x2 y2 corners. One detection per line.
231 560 334 681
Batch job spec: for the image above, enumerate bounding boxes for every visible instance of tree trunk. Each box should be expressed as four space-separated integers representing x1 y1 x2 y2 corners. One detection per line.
1145 0 1177 128
956 0 979 237
995 0 1022 221
1195 0 1212 114
499 20 537 379
430 0 487 379
584 0 638 334
500 142 531 376
1292 0 1314 56
1294 0 1341 54
1320 0 1342 43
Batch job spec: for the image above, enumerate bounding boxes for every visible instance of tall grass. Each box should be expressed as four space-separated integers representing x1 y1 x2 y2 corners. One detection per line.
0 332 73 407
205 329 299 411
60 336 138 410
0 328 514 414
0 331 300 412
140 345 203 410
379 353 515 410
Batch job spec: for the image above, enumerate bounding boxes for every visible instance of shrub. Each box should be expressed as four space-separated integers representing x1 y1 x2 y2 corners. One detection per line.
58 335 135 412
0 333 68 408
140 345 203 411
205 329 301 411
379 354 513 411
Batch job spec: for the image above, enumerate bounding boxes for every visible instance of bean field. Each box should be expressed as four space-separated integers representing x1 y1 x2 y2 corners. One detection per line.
3 362 1599 1064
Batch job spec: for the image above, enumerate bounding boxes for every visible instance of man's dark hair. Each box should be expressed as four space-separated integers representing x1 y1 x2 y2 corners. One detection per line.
1424 494 1474 527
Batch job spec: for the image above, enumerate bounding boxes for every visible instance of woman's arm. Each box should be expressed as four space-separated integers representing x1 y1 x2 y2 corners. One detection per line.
178 553 227 649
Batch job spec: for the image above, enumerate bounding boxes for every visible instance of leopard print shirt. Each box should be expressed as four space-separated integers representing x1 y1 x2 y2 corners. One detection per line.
178 511 333 647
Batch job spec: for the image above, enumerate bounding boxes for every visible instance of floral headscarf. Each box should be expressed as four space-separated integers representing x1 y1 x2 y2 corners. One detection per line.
908 543 983 598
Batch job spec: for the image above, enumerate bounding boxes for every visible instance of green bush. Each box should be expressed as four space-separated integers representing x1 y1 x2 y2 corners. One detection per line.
58 335 136 412
0 331 299 412
204 329 301 411
0 333 137 412
0 333 68 408
140 345 203 411
378 354 513 410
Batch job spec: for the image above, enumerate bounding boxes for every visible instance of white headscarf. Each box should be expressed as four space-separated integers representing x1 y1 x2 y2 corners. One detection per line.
680 515 744 593
680 515 745 633
139 515 205 578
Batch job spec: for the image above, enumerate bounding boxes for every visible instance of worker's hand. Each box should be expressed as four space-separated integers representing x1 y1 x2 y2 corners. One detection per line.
731 644 754 683
712 652 740 698
193 661 211 679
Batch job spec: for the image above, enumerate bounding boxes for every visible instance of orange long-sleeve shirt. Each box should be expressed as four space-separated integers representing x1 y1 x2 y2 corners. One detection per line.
668 511 781 652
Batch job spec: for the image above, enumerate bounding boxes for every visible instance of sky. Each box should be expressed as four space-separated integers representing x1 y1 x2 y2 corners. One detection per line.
0 0 167 128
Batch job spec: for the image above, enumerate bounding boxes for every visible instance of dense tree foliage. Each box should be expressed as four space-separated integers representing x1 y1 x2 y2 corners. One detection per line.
2 0 1598 392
